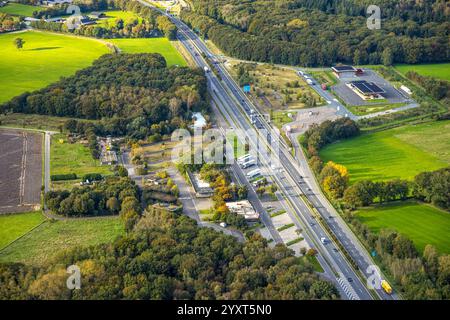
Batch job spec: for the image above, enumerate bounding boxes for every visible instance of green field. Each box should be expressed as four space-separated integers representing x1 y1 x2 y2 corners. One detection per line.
320 121 450 183
0 3 43 16
395 63 450 82
51 133 111 177
356 201 450 254
0 216 124 265
108 38 186 66
0 211 45 250
0 31 110 104
94 10 142 26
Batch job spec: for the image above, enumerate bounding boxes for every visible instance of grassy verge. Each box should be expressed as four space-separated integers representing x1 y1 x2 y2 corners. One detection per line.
304 255 325 273
286 237 304 246
270 209 286 218
277 223 295 232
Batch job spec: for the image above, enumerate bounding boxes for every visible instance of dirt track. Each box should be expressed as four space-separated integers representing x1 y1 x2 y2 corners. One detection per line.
0 129 42 213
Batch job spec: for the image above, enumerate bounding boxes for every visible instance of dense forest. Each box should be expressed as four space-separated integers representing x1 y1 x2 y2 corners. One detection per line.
1 53 207 139
0 208 339 300
180 0 449 66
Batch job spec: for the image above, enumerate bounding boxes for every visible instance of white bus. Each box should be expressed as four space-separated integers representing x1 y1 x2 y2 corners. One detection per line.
246 168 261 180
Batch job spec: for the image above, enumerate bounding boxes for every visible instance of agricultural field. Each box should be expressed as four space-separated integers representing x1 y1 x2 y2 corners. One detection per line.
356 201 450 254
225 61 324 112
108 38 186 66
51 133 111 179
0 216 124 265
93 10 142 26
0 30 110 104
0 3 43 16
0 129 42 214
0 211 45 250
320 120 450 183
395 63 450 82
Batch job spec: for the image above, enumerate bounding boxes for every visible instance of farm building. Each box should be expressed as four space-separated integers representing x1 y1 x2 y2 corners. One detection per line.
331 65 363 78
347 80 385 100
90 12 105 19
79 16 96 26
226 200 260 221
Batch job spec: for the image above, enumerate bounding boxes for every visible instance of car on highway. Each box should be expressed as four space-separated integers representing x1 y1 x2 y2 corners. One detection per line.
321 237 328 244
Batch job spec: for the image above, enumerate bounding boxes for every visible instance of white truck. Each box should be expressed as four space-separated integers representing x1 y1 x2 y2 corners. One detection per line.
241 159 256 169
237 154 253 164
204 66 210 73
306 78 315 85
246 168 261 180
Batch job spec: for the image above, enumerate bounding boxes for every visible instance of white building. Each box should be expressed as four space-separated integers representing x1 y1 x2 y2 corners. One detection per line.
226 200 260 221
191 112 207 129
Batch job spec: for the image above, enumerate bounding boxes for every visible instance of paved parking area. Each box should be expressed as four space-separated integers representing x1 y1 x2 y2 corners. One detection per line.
332 69 409 106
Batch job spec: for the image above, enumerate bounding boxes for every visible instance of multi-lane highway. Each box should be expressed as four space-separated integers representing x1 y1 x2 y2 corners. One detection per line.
138 0 398 301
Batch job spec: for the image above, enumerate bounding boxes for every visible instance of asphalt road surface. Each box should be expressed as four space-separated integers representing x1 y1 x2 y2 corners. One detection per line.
139 0 398 301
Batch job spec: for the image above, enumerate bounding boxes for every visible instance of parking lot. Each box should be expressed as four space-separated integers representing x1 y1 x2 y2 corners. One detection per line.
332 69 409 106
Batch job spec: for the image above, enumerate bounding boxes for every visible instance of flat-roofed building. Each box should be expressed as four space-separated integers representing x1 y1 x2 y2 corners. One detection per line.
226 200 260 221
331 65 363 78
347 80 385 100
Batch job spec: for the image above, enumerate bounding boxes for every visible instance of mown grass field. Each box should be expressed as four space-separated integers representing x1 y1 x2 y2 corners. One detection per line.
94 10 142 26
320 120 450 183
0 3 43 16
356 201 450 254
395 63 450 82
108 38 186 66
0 31 110 103
51 133 111 177
0 216 124 265
0 211 45 250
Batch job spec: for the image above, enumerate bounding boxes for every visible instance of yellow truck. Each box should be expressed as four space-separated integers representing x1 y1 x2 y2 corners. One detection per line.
381 280 393 294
